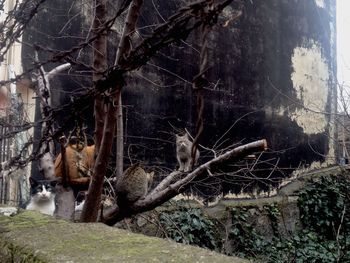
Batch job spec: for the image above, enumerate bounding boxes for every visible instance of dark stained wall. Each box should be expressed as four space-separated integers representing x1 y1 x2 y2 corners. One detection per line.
23 0 337 194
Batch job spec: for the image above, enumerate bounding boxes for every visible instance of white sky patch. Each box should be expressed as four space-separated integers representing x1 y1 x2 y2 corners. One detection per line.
315 0 325 8
338 1 350 90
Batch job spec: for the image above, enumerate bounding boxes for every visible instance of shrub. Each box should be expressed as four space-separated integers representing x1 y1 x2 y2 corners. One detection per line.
159 207 220 250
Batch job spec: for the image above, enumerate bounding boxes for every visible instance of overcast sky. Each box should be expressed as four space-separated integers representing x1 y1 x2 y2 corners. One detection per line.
337 0 350 86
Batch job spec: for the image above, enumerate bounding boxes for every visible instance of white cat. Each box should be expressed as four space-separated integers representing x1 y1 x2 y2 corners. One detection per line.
26 178 56 216
176 133 200 172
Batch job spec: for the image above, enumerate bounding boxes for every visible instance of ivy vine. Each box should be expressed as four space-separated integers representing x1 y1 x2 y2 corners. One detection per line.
159 207 220 250
228 173 350 262
158 173 350 263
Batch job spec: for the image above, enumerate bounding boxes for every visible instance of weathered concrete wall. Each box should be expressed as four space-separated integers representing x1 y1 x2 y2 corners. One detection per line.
22 1 337 194
0 210 248 263
118 166 344 257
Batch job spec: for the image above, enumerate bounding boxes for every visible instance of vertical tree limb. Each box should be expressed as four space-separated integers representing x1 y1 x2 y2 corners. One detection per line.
114 0 144 181
55 135 75 220
58 136 68 188
81 0 144 222
92 0 108 154
115 90 123 179
35 52 71 180
82 94 117 221
34 55 72 219
81 0 108 222
190 9 212 169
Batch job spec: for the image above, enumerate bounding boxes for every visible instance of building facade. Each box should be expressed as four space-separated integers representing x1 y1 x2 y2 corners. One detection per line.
0 0 35 205
0 0 338 203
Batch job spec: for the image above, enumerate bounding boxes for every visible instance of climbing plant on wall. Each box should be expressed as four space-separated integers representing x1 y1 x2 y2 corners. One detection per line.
156 173 350 262
159 207 220 251
231 173 350 262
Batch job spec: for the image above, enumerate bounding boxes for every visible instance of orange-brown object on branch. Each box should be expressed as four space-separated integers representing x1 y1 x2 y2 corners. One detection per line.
54 142 95 197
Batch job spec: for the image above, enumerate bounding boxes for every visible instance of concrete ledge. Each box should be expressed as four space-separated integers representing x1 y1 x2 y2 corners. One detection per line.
0 211 248 263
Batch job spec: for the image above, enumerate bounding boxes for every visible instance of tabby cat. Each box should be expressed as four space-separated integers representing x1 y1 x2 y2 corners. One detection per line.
116 165 154 205
176 133 200 172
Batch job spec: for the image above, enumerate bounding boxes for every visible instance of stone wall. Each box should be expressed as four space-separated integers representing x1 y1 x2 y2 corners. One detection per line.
118 166 343 255
0 210 248 263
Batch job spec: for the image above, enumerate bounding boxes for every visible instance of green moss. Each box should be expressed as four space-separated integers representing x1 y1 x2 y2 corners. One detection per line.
0 238 47 263
0 210 65 232
0 210 248 263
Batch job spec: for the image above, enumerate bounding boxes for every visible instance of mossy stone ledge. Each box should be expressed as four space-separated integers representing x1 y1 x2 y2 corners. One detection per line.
0 210 249 263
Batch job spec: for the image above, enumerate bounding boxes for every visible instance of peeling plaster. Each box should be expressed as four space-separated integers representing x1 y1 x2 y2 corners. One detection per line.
290 41 329 135
315 0 325 9
327 117 336 164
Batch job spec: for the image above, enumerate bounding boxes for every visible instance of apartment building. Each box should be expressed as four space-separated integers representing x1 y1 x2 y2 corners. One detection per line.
0 0 35 206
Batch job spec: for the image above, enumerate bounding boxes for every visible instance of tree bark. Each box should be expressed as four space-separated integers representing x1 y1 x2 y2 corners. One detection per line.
81 97 117 221
35 54 70 181
80 0 108 222
114 0 144 180
92 0 108 154
115 92 123 179
36 69 55 180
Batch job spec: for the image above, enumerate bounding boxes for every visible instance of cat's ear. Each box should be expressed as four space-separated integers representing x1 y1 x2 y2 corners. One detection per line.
29 177 38 187
148 171 154 179
49 180 58 188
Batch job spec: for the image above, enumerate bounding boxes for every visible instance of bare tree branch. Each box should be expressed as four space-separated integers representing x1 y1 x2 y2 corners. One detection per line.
114 0 144 181
47 0 239 140
46 63 71 79
103 139 267 225
0 0 47 62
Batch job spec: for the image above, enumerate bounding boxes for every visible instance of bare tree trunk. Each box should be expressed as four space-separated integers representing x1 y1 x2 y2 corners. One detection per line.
82 96 117 221
114 0 144 180
81 0 144 222
81 0 108 222
55 185 75 220
36 69 56 181
55 136 75 220
35 53 70 180
34 57 73 219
